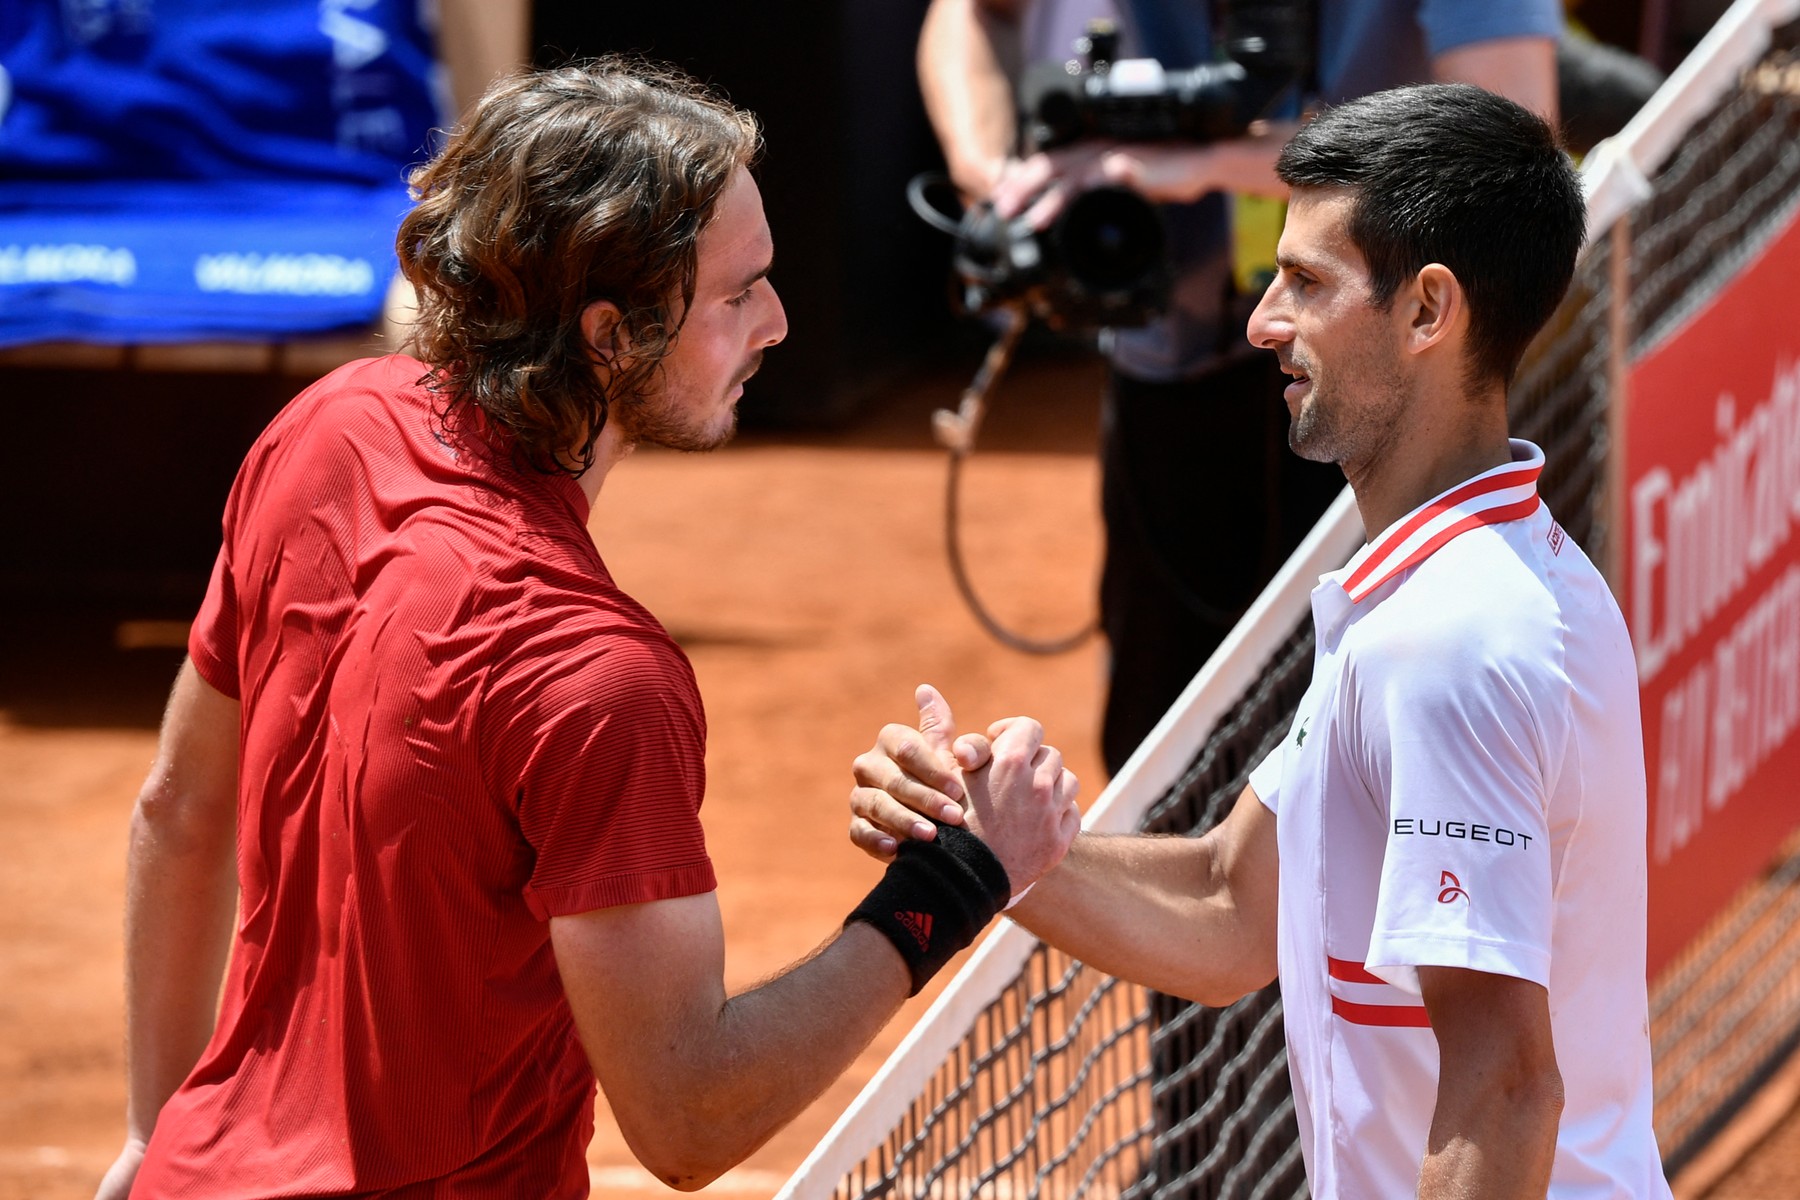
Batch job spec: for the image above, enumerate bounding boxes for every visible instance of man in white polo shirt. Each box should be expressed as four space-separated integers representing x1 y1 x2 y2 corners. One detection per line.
849 83 1672 1197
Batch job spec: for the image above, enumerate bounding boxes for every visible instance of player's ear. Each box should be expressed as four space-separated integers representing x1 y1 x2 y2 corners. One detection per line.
1401 263 1464 357
581 300 625 365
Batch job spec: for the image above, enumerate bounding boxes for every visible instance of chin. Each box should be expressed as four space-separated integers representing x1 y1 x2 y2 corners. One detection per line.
1287 411 1334 464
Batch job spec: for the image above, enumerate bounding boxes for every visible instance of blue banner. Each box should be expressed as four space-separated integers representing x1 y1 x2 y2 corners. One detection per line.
0 0 443 344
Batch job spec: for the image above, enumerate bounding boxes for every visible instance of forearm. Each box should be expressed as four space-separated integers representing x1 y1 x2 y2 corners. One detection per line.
1433 37 1559 124
576 909 911 1191
646 821 1010 1182
1188 122 1296 198
660 924 911 1185
564 874 976 1191
122 792 238 1141
919 0 1020 198
1011 832 1274 1006
1417 1074 1561 1198
1417 967 1563 1198
1096 122 1298 205
434 0 530 117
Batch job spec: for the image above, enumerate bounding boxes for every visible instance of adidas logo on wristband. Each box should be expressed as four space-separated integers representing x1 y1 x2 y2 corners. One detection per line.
895 910 933 951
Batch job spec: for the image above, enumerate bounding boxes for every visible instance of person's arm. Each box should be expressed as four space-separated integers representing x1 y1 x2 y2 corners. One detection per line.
1416 966 1564 1198
1434 37 1559 124
1004 33 1562 218
96 660 240 1200
552 899 908 1190
849 686 1278 1007
1008 786 1279 1006
384 0 530 345
433 0 530 119
554 714 1079 1191
918 0 1025 201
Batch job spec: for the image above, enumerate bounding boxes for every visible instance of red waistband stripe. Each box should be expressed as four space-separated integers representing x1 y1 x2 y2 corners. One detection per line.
1326 957 1431 1027
1327 956 1388 985
1331 995 1432 1028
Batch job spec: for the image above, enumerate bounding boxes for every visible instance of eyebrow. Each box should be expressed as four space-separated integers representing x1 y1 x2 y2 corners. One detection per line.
732 256 774 293
1275 251 1320 274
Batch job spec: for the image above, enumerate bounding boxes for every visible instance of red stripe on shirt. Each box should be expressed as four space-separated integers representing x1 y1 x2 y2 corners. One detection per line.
1342 462 1543 596
1341 455 1543 599
1345 495 1541 602
1331 996 1432 1028
1327 956 1387 984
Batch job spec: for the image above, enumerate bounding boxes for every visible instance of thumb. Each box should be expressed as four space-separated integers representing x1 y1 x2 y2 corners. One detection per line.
1099 150 1143 190
914 684 959 757
953 732 992 771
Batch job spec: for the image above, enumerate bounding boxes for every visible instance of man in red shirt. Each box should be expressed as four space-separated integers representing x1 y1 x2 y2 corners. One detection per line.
99 59 1081 1198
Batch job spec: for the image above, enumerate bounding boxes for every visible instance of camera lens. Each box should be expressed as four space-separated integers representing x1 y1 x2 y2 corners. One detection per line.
1055 187 1165 294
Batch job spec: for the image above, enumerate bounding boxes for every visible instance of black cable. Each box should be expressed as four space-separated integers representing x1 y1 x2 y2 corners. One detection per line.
935 308 1097 656
906 172 965 237
944 448 1097 655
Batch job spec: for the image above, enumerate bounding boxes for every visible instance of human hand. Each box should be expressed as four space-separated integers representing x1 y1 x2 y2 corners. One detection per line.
963 715 1083 893
849 684 986 859
991 127 1293 225
94 1137 146 1200
1086 143 1227 205
850 686 1080 891
989 143 1121 228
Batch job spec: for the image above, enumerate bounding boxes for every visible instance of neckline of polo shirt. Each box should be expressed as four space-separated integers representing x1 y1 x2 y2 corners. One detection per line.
1339 439 1546 605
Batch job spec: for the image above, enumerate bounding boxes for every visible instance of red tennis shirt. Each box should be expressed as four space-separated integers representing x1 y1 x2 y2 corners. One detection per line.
138 355 716 1196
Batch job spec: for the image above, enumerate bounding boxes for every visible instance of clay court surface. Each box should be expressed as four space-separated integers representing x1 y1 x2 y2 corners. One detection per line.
3 352 1797 1198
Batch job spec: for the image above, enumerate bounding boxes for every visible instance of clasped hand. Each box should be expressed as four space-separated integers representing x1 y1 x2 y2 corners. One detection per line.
848 685 1081 894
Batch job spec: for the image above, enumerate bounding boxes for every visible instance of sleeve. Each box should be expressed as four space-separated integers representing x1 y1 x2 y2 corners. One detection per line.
1419 0 1562 58
490 635 717 920
1248 742 1284 814
1358 627 1567 995
188 513 242 700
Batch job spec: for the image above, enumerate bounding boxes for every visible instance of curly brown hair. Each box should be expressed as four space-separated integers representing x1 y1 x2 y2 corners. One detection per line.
397 57 761 474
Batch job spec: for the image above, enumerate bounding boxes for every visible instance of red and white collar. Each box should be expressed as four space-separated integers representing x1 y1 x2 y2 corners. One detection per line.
1338 439 1544 604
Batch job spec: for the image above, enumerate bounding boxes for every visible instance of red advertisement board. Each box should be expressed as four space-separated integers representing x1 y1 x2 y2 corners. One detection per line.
1623 205 1800 978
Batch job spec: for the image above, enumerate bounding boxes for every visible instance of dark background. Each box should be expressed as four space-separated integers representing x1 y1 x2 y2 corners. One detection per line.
534 0 968 426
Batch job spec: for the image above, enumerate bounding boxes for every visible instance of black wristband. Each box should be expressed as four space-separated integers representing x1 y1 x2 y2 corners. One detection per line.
846 820 1012 996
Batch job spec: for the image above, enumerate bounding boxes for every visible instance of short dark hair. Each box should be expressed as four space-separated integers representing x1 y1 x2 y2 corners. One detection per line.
397 58 760 474
1276 83 1586 387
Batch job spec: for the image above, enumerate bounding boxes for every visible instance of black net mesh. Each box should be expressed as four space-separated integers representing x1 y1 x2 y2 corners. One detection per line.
1627 24 1800 356
829 23 1800 1197
837 951 1155 1199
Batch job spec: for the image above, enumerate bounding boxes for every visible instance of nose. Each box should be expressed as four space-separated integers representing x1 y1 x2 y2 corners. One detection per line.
1246 277 1291 351
760 281 788 349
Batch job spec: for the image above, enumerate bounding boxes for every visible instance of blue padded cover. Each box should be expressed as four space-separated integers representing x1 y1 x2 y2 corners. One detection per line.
0 0 443 345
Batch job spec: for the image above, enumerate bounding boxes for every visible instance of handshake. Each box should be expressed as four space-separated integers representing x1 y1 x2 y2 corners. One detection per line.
846 685 1082 938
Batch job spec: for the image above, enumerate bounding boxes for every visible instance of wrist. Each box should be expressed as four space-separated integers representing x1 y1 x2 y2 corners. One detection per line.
846 820 1011 995
950 153 1008 203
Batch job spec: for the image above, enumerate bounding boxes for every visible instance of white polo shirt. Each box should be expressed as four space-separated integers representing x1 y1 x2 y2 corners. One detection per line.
1248 440 1671 1198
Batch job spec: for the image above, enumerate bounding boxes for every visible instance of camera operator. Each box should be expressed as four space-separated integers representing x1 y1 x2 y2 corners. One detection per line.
919 0 1560 774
